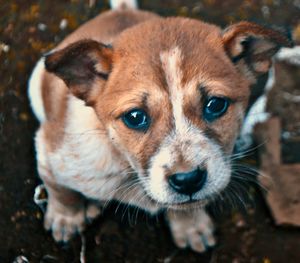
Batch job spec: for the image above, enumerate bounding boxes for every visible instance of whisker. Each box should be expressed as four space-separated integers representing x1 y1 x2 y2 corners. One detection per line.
231 140 267 161
114 179 147 215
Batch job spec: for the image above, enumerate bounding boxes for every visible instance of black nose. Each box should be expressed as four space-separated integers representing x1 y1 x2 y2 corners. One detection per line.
168 168 207 195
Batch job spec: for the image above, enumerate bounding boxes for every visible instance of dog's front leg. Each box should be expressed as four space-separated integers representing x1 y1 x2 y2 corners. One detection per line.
166 208 216 253
42 177 100 243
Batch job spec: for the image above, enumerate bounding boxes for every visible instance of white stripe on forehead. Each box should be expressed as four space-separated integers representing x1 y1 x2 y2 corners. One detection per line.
160 47 188 133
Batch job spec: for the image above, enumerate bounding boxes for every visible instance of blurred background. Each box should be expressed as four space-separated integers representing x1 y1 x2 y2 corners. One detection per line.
0 0 299 262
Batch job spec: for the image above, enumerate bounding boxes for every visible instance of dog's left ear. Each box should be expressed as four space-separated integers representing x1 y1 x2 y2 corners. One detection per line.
222 22 293 83
45 39 113 105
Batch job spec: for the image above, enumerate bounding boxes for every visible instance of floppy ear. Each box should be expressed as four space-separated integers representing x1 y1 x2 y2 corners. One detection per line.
222 22 293 83
45 39 113 105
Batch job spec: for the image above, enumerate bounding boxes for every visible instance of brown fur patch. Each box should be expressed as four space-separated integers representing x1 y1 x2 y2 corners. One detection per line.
222 22 293 81
40 9 159 152
92 17 252 173
41 71 68 151
45 40 113 104
42 174 83 207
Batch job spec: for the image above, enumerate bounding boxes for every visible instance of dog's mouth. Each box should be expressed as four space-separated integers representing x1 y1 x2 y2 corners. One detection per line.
159 198 209 210
142 188 209 209
128 169 222 210
131 174 209 209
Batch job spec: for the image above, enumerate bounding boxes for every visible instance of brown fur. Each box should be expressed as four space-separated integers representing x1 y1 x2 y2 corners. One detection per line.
41 72 68 151
30 4 292 249
92 18 251 165
43 12 291 196
41 9 158 151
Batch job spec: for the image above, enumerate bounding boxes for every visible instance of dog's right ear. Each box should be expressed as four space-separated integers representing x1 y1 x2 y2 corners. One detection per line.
45 40 113 105
222 22 293 84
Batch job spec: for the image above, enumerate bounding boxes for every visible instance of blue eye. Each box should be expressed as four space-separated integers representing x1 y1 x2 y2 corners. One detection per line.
203 97 229 122
122 109 150 131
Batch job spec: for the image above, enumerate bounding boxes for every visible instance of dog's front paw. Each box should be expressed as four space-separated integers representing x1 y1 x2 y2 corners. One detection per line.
167 209 216 253
44 200 86 243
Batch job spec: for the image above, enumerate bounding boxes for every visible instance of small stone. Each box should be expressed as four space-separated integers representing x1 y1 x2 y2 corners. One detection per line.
261 5 270 18
38 23 47 31
0 42 10 53
59 19 68 30
236 219 246 228
41 254 58 262
263 258 271 263
192 4 202 14
36 211 42 219
95 235 101 245
28 26 36 33
178 6 188 16
282 131 291 139
20 112 29 121
13 256 29 263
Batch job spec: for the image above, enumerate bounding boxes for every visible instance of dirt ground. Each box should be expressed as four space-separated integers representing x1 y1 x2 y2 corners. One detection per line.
0 0 300 262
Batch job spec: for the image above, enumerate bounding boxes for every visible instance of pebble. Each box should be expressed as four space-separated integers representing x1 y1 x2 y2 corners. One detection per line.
192 4 202 14
236 219 246 228
37 23 47 31
178 6 188 16
282 131 291 139
19 112 29 122
261 5 270 18
95 235 101 245
13 256 29 263
263 258 271 263
59 19 68 30
0 42 10 53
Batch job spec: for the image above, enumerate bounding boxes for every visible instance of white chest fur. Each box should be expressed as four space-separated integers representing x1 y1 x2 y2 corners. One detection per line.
47 96 125 199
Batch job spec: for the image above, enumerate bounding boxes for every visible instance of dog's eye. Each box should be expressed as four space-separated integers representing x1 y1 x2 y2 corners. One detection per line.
203 97 229 122
122 109 150 131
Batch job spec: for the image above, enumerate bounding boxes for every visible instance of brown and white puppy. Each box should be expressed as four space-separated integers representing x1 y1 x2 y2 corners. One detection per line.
28 0 292 252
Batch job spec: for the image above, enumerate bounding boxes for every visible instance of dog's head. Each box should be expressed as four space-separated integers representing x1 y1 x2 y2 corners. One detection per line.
45 18 291 207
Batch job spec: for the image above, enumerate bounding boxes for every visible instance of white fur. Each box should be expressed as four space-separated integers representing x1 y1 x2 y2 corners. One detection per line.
276 46 300 65
37 95 125 200
28 58 46 122
145 48 231 204
241 95 270 134
167 209 215 252
237 66 275 150
238 46 300 150
110 0 138 9
160 47 188 133
147 126 231 204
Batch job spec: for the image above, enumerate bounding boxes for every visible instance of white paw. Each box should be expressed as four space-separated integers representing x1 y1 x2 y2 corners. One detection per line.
167 209 216 253
44 201 86 243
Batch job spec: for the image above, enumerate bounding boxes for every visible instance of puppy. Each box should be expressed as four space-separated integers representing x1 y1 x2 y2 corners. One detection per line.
28 0 292 252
